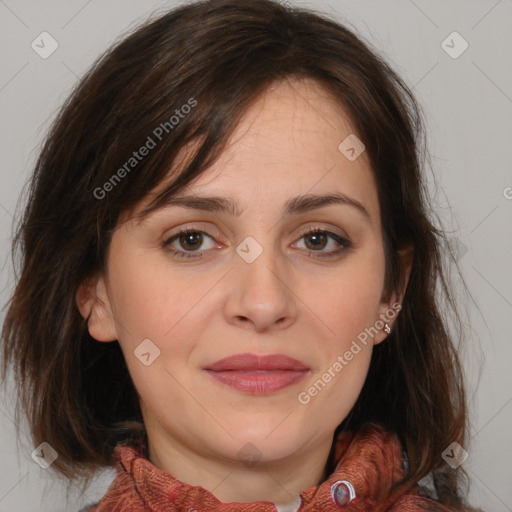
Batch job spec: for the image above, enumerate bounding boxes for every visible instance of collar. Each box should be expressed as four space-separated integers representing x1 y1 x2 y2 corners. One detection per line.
91 422 421 511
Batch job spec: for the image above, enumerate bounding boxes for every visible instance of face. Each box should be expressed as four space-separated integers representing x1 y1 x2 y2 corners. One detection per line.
78 78 401 467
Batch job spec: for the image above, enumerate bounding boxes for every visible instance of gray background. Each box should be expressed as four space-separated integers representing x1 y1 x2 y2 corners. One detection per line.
0 0 511 510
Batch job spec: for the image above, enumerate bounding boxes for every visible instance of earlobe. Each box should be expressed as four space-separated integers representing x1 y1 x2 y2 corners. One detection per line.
373 244 414 346
76 274 118 342
372 310 395 346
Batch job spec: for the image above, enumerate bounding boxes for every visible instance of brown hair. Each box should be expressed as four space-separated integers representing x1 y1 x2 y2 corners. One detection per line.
1 0 473 506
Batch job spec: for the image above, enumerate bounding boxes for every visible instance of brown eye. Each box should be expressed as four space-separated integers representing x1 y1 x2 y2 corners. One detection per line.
295 228 351 258
303 231 328 251
163 228 217 259
177 231 203 251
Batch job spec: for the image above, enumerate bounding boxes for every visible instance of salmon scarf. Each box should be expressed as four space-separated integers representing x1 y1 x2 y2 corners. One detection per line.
81 422 481 511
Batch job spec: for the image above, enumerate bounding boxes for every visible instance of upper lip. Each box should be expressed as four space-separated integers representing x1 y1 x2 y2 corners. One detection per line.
203 353 310 371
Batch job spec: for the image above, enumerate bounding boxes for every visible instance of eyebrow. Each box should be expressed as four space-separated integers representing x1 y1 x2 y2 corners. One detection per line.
137 192 371 223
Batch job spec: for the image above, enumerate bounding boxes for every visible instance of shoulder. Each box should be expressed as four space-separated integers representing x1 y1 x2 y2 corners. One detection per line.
79 504 98 512
389 494 485 511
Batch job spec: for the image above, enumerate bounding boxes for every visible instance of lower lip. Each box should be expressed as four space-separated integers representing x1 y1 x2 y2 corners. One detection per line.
204 370 309 394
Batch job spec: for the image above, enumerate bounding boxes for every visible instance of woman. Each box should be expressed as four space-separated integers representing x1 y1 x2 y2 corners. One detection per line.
1 0 484 510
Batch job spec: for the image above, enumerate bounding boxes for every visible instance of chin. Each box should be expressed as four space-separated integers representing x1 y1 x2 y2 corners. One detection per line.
223 426 304 458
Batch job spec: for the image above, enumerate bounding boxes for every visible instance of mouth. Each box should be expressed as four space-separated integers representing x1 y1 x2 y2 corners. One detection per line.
203 352 310 372
203 353 310 394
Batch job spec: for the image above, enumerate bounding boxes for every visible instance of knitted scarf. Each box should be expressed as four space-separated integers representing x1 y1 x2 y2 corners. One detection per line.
81 422 481 511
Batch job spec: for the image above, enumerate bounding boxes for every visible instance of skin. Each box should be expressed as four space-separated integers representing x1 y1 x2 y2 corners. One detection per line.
77 77 411 506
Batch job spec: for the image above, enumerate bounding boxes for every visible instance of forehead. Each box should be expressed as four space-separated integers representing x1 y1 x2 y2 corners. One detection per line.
129 77 379 224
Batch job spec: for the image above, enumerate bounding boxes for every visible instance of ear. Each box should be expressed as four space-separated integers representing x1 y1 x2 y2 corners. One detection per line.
373 244 414 345
76 274 118 342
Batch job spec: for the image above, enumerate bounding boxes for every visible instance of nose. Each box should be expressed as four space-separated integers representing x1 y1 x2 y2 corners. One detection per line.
224 237 297 333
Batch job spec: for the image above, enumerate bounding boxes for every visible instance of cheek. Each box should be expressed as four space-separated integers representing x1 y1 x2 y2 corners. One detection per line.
107 254 224 402
298 274 380 421
108 257 211 412
312 348 372 423
108 249 208 340
315 247 386 341
301 244 385 410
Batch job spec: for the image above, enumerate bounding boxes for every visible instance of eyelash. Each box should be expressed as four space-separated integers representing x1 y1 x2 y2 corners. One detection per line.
162 226 351 261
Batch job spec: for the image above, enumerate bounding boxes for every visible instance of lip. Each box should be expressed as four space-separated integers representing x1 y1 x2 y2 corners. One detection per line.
203 353 310 395
203 353 310 372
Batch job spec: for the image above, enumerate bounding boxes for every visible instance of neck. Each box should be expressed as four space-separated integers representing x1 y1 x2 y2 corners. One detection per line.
146 428 334 505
